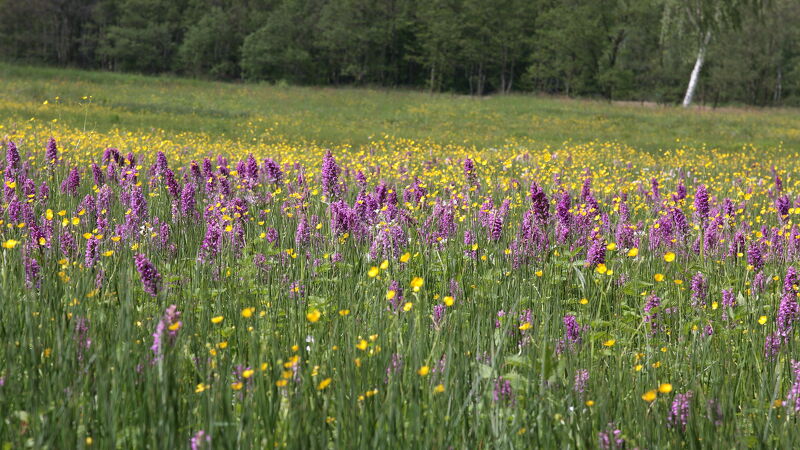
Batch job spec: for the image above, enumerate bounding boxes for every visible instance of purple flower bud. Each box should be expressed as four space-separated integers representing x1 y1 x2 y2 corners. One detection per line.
777 292 799 336
765 332 782 360
747 242 764 271
598 423 625 449
6 141 20 173
492 376 514 404
163 168 180 198
785 267 798 294
690 272 707 307
74 317 92 362
85 236 99 268
295 217 310 246
721 289 736 308
190 430 211 450
777 195 791 220
61 167 81 196
134 253 162 297
263 158 283 184
668 391 693 432
694 185 709 221
573 369 589 396
45 137 58 164
181 182 196 217
321 151 341 198
529 182 550 223
586 239 606 266
24 257 41 289
464 158 478 187
432 304 446 329
152 304 181 359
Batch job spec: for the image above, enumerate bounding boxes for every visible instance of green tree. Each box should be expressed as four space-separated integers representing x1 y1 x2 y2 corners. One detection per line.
414 0 463 92
661 0 769 106
241 0 325 83
527 0 619 97
97 0 186 73
178 7 241 78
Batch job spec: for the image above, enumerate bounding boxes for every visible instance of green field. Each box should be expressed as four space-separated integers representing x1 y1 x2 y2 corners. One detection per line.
2 63 799 152
4 65 800 448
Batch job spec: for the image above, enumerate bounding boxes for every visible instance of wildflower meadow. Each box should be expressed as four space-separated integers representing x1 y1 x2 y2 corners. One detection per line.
2 76 800 448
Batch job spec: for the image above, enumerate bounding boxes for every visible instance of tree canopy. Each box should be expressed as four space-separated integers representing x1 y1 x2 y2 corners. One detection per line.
1 0 798 105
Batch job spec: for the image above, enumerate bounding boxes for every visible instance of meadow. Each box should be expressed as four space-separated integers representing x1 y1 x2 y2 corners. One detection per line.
1 65 800 448
2 63 800 152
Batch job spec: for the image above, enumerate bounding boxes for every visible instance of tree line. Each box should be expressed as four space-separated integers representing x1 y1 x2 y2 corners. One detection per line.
1 0 799 106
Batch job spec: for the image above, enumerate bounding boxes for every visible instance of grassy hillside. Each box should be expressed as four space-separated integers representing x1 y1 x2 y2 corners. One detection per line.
1 63 799 152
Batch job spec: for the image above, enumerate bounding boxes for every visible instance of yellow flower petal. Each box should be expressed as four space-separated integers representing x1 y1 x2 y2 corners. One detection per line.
306 309 321 323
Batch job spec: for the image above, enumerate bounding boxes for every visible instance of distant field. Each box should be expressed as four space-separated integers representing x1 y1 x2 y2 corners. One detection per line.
1 63 799 152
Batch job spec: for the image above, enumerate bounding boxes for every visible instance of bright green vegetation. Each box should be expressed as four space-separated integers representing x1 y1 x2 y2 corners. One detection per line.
2 65 800 448
1 64 799 152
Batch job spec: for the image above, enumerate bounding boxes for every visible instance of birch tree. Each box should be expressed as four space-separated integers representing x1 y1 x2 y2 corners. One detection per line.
662 0 767 107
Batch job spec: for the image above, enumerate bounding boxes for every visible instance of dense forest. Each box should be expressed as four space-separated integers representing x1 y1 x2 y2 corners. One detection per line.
1 0 798 106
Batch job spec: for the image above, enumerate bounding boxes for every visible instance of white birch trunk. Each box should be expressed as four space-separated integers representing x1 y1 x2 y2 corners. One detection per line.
682 32 711 108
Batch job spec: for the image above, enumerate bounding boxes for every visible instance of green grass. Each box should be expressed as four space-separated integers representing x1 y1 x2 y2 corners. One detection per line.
3 65 800 448
1 63 799 152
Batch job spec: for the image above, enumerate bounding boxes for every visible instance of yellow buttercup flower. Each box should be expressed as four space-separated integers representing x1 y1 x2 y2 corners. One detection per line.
317 378 332 390
2 239 19 249
306 309 321 323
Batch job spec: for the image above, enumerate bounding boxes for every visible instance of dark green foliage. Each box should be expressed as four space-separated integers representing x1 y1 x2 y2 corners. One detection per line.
0 0 799 105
